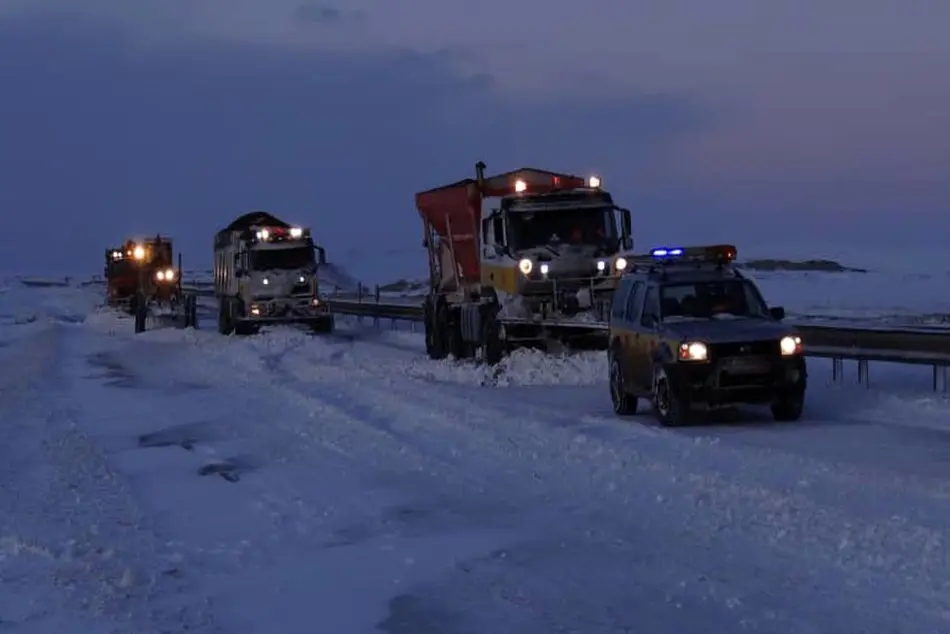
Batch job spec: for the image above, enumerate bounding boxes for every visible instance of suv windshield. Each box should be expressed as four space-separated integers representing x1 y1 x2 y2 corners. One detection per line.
660 280 769 320
251 246 314 271
507 207 618 250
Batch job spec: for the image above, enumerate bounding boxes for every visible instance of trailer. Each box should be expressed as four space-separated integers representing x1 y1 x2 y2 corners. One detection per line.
213 210 333 335
104 236 198 333
416 162 634 363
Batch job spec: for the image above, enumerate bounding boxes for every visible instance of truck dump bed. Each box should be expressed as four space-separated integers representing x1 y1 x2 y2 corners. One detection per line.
414 167 585 282
215 211 291 249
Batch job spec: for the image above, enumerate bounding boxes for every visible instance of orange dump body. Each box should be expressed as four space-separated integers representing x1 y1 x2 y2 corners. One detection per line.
414 167 586 282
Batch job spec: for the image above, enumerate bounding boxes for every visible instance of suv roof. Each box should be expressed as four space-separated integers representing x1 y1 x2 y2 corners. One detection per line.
624 244 745 282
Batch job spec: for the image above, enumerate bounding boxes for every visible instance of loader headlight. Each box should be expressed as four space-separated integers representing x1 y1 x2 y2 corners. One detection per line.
678 341 708 362
518 258 533 274
614 257 628 271
780 336 803 355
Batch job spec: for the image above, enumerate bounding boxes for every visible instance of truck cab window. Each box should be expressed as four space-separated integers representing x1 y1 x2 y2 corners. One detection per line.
251 247 314 270
506 207 618 251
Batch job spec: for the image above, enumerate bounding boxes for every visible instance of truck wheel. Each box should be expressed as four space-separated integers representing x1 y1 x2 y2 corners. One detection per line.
481 306 504 365
134 294 147 333
425 299 448 360
310 315 334 334
217 299 234 335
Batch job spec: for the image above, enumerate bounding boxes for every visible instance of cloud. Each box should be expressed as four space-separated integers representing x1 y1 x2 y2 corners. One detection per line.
0 15 704 278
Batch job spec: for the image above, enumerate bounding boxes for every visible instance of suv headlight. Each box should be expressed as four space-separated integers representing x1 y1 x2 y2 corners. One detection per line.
780 336 802 355
678 341 708 361
518 258 533 274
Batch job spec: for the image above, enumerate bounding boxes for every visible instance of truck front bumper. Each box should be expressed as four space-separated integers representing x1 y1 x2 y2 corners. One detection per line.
243 297 331 322
667 355 806 407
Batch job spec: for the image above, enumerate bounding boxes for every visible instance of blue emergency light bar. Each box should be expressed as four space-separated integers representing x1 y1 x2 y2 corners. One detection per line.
649 244 737 262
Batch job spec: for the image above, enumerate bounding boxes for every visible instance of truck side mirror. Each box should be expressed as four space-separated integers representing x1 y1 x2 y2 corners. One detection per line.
620 208 631 237
492 216 505 246
769 306 785 320
622 237 633 250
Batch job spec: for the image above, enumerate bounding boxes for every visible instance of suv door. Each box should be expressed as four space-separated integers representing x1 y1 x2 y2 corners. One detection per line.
618 281 645 388
630 285 661 391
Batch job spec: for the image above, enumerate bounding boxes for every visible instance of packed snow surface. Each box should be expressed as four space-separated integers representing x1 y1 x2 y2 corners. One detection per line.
5 280 950 632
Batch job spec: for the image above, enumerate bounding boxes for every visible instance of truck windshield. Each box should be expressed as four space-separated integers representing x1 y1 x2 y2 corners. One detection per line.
251 246 314 271
507 207 618 250
660 280 769 320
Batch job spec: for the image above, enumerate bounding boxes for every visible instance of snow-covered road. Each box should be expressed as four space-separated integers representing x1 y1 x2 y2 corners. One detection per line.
4 282 950 633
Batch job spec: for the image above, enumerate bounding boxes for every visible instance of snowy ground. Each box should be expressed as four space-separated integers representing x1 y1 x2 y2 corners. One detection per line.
5 281 950 632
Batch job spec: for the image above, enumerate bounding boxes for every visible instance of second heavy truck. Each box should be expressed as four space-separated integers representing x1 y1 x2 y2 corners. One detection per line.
213 210 334 335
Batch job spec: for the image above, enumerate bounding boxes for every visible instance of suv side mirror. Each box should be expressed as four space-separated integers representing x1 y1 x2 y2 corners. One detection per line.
769 306 785 320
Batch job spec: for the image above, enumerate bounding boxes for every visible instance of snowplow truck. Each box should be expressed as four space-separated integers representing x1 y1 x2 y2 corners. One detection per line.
105 235 197 333
213 210 333 335
416 162 634 363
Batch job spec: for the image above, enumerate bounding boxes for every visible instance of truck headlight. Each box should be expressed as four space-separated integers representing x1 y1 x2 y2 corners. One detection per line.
133 245 145 260
298 275 306 283
614 257 628 271
164 268 175 281
155 270 165 281
678 341 708 361
518 258 533 274
597 260 606 271
539 263 549 275
780 336 802 355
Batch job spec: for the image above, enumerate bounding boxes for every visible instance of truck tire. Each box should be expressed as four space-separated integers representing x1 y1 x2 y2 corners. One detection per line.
309 315 334 334
481 305 504 365
425 298 448 360
134 293 147 333
217 299 234 335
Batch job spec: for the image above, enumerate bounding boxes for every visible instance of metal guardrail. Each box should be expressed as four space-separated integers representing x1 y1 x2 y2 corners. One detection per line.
320 286 950 392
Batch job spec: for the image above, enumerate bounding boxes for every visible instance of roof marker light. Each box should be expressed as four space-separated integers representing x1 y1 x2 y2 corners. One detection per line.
588 175 601 188
514 179 527 193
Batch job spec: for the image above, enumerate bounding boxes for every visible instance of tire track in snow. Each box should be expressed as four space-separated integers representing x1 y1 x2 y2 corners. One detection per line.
266 335 950 624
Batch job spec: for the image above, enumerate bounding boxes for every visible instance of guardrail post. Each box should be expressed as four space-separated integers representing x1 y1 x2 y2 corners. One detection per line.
933 364 948 392
374 285 380 328
357 283 363 324
831 357 843 384
857 359 869 388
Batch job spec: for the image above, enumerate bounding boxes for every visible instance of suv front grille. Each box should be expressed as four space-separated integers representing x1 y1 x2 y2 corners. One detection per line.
711 339 778 358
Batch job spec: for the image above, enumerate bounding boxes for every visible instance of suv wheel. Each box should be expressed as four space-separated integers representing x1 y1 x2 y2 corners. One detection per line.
653 368 690 426
771 388 804 421
609 354 637 416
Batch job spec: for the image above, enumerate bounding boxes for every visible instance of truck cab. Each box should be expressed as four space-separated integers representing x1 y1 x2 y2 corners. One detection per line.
214 212 333 335
479 179 633 317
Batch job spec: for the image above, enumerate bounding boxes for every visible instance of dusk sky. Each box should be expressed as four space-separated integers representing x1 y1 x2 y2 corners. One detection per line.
1 1 947 281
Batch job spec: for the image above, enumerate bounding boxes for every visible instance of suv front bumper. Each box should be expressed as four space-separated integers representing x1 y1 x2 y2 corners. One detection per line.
666 355 806 407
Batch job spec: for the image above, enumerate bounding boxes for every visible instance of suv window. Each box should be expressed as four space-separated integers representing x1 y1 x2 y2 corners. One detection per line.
610 280 632 321
641 286 659 327
659 280 769 320
624 281 644 321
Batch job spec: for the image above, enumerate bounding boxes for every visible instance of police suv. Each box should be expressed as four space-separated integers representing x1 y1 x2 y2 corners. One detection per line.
607 244 806 425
